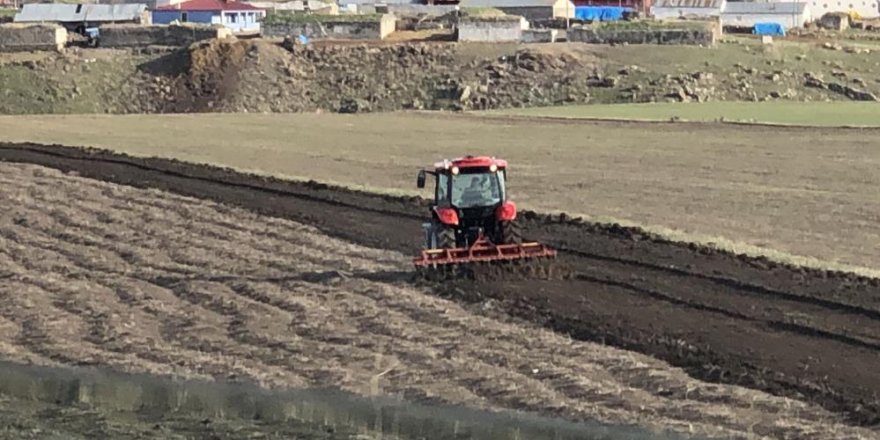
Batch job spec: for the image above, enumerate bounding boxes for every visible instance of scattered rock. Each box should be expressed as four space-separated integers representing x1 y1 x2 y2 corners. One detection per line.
822 42 843 51
827 82 879 101
666 87 688 102
458 85 472 102
338 98 371 113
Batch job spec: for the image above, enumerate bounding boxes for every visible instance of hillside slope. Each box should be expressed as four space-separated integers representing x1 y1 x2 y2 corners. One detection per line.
0 37 878 114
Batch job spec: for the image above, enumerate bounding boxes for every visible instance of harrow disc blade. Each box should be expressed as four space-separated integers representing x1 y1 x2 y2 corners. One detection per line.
414 253 567 282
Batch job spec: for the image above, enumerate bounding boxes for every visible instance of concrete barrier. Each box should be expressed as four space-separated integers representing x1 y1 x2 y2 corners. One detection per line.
457 16 528 42
0 24 67 52
99 24 226 48
522 28 557 43
568 21 717 45
262 14 396 40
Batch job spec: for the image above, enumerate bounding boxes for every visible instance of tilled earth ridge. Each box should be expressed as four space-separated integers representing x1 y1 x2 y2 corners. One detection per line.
0 162 876 440
1 143 880 428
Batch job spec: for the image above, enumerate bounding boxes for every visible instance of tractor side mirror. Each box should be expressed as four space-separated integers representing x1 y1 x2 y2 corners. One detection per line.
416 170 426 189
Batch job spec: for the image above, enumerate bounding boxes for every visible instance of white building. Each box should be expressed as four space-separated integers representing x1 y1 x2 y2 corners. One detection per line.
721 1 811 29
808 0 879 18
459 0 576 20
651 0 725 19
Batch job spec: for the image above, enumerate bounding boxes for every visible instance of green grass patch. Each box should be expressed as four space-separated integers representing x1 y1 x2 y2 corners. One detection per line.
490 102 880 127
262 13 383 24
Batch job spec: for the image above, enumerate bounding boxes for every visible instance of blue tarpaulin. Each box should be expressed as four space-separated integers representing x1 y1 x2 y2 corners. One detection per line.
752 22 785 36
574 6 632 21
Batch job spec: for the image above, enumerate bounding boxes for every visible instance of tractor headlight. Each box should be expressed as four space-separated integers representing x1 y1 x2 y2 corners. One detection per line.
451 166 459 175
489 164 498 172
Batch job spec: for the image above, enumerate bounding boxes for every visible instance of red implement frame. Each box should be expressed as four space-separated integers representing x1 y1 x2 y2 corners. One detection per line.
414 235 557 267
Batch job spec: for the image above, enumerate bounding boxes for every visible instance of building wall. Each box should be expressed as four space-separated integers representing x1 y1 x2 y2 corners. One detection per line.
651 4 723 18
152 10 215 25
263 14 395 39
522 28 557 41
809 0 878 17
720 12 809 28
220 10 263 32
99 23 222 47
0 23 67 52
552 0 578 17
457 17 527 41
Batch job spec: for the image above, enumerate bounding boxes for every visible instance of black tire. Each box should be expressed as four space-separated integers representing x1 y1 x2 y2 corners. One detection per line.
437 225 456 249
499 220 522 244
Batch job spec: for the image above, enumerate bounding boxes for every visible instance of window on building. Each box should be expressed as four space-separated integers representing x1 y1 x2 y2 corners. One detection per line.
181 12 188 22
229 13 237 23
75 4 82 13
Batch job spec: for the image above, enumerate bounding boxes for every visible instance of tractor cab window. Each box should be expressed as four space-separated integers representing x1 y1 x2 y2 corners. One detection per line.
451 171 503 208
436 173 449 202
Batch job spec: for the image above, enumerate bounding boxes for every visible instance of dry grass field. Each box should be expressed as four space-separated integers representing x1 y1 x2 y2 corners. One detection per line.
1 161 876 440
492 102 880 127
0 113 878 275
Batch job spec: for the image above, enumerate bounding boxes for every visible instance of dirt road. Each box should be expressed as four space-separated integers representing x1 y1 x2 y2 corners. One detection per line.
0 143 879 434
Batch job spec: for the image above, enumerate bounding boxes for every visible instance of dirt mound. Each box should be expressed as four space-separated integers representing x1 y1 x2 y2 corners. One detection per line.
3 142 880 428
164 40 596 113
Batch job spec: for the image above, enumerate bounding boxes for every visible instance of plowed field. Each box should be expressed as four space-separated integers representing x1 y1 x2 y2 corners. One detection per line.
1 144 879 438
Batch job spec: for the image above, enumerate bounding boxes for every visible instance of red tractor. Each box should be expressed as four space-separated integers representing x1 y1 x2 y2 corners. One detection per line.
413 155 556 270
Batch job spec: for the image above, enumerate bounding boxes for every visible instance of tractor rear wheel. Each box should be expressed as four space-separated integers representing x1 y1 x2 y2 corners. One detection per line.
437 225 457 249
499 220 522 244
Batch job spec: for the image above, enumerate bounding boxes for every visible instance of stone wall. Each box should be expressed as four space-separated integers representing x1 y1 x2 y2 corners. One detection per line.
0 24 67 52
387 4 457 15
263 14 396 40
568 22 717 45
522 29 557 43
457 16 528 42
99 24 226 48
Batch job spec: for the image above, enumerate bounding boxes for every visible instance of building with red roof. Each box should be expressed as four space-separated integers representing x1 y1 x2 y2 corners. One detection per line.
152 0 265 32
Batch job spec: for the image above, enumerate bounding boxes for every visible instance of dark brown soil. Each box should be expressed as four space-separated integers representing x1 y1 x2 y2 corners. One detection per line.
2 142 879 427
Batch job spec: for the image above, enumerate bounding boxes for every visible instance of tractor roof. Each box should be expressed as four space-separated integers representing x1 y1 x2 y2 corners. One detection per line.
433 156 507 171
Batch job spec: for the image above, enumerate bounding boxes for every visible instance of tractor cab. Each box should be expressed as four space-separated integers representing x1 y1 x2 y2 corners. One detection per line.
417 156 518 249
419 156 508 208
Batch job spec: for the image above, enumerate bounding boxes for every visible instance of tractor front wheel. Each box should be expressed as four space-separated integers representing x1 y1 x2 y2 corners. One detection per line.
499 220 522 244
